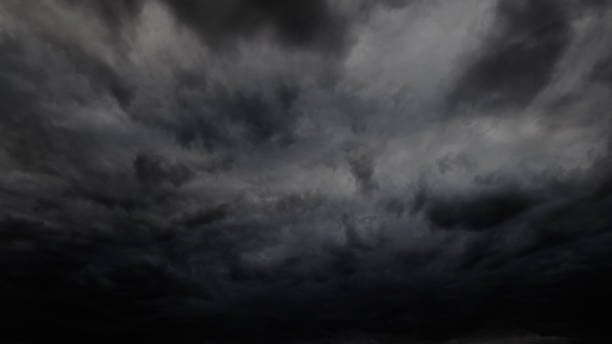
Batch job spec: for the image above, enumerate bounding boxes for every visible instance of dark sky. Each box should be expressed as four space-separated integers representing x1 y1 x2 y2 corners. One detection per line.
1 1 612 343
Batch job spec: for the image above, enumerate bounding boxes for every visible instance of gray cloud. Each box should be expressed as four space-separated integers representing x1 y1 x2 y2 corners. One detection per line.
449 0 571 111
1 0 612 342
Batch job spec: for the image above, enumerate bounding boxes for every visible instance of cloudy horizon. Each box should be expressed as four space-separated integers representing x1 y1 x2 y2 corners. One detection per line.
1 0 612 342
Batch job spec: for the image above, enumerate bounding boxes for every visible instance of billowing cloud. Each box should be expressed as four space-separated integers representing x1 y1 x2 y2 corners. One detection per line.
1 0 612 343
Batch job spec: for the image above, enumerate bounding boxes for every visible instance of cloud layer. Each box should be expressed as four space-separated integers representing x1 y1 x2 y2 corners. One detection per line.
1 0 612 342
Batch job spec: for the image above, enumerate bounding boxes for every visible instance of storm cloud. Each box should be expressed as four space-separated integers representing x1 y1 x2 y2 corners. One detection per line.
1 0 612 343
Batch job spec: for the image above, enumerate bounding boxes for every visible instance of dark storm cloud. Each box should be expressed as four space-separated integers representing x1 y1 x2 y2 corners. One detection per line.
348 152 378 194
216 83 300 145
134 152 193 187
449 0 573 111
0 29 129 172
177 203 229 228
158 0 349 53
2 0 612 343
135 80 302 150
155 0 414 54
55 0 414 56
592 54 612 87
424 189 538 231
61 0 146 29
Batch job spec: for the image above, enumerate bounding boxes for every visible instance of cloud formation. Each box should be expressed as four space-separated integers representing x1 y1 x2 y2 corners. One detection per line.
1 0 612 342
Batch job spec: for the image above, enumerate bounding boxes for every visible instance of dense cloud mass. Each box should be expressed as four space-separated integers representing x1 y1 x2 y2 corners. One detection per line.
1 0 612 343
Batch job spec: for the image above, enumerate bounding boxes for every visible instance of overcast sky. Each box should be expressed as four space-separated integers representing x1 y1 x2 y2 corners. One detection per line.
1 0 612 343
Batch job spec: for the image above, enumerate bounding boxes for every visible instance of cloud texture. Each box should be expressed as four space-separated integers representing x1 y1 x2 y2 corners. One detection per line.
1 0 612 342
